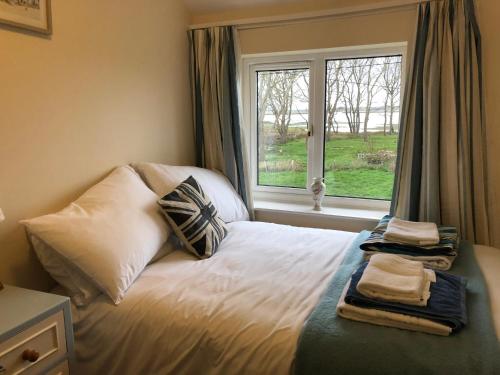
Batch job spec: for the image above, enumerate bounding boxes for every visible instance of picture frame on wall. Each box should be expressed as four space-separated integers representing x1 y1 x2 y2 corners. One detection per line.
0 0 51 34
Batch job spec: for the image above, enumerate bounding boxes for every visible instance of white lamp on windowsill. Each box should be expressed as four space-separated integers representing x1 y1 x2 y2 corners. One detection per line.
0 208 4 291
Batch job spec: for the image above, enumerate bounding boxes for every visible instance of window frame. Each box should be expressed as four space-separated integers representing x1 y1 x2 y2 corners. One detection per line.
242 43 407 211
254 62 313 190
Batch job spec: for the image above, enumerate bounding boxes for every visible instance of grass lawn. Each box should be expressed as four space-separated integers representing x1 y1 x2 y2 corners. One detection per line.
258 133 399 200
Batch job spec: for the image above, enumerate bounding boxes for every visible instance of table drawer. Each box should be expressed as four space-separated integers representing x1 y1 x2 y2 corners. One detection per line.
0 311 66 375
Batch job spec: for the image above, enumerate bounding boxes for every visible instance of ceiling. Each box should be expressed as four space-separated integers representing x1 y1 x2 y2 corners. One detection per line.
184 0 305 13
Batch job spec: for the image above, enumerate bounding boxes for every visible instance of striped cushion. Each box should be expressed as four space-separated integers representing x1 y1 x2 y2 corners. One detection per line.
158 176 227 259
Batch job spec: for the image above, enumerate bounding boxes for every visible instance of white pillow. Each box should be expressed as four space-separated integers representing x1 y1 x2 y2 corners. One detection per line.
28 232 178 307
132 163 249 223
29 233 101 307
21 166 169 304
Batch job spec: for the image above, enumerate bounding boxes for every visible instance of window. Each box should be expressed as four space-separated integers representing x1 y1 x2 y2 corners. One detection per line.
323 56 402 200
257 67 310 189
245 44 405 206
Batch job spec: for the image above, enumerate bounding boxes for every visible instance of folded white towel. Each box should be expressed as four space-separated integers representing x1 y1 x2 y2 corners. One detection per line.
357 253 436 306
358 269 435 306
337 281 451 336
383 217 440 246
363 252 454 271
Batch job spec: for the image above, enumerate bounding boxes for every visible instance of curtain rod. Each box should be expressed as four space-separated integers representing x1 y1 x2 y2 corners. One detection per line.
188 0 432 30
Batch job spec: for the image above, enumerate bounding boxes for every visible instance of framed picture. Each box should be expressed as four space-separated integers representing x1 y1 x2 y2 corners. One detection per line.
0 0 51 34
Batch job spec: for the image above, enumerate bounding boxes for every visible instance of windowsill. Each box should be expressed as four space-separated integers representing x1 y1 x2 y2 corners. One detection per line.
254 199 388 222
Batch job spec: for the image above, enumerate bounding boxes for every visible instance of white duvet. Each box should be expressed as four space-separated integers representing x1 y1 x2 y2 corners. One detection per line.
71 222 357 375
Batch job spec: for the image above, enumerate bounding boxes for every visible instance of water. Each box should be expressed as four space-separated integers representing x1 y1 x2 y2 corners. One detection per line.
263 110 400 133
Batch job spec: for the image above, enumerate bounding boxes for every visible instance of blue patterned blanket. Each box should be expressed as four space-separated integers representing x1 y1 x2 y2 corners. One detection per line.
360 215 458 256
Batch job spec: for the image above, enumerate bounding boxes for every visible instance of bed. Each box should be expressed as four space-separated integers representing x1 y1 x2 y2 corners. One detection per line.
69 221 500 375
21 163 500 374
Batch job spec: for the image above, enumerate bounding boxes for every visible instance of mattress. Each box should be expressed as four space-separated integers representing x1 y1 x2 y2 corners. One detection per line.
70 221 357 375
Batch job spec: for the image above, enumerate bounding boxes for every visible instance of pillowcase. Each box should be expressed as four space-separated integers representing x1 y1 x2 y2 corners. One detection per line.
29 233 101 307
158 176 228 259
21 166 169 304
28 232 178 307
132 162 249 223
149 235 181 264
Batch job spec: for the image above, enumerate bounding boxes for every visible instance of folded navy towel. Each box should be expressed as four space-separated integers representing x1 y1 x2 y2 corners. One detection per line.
345 262 467 332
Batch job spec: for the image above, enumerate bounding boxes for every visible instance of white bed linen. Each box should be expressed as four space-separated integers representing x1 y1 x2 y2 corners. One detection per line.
71 222 357 375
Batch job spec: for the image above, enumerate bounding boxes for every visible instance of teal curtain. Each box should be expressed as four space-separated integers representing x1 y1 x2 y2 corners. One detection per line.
189 27 252 213
391 0 490 244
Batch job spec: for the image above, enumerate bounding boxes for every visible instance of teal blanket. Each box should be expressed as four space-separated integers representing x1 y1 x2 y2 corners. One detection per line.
294 231 500 375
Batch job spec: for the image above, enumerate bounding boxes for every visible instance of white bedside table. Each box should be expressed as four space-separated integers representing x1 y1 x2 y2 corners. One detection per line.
0 285 74 375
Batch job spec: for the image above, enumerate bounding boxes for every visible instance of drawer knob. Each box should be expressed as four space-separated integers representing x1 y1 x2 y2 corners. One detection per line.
22 349 40 363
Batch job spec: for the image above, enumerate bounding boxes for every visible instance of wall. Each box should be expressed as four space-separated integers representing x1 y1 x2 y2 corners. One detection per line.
237 8 416 54
0 0 195 290
190 0 394 25
192 0 500 247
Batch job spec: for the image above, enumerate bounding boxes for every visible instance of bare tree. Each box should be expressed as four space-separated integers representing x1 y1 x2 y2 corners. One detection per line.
293 70 310 132
381 56 402 135
340 59 368 135
362 59 384 141
325 60 346 140
257 67 309 168
257 74 273 130
267 70 304 144
257 73 274 161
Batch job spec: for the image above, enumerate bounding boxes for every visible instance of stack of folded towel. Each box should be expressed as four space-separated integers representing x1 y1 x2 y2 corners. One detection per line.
360 215 459 270
337 253 467 336
356 253 435 306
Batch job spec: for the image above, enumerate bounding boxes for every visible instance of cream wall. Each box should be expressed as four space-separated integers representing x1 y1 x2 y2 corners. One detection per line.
0 0 195 290
190 0 394 25
237 8 415 54
192 0 500 247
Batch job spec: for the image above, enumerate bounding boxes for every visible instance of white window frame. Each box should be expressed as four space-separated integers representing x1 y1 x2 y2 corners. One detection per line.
242 42 407 211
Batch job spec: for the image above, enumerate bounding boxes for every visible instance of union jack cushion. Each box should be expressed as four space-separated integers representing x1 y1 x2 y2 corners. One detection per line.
158 176 227 259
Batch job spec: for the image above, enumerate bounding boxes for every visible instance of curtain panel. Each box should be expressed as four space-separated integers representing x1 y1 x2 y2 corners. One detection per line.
189 26 253 213
391 0 490 244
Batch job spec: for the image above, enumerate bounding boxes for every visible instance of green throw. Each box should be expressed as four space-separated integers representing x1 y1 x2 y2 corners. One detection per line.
294 231 500 375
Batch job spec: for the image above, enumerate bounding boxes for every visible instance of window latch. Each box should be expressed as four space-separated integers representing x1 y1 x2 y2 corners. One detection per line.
307 129 313 137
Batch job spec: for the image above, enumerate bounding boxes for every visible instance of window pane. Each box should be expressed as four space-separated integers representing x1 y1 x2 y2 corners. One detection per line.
324 56 402 200
257 68 309 189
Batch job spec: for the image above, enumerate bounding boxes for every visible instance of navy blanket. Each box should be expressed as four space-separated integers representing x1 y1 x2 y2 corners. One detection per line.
346 262 467 331
294 231 500 375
